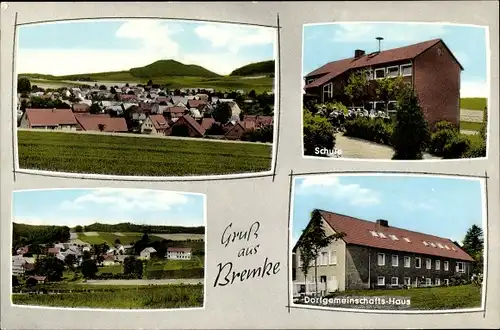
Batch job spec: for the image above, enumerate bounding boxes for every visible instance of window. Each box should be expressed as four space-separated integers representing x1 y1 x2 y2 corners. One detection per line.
404 256 411 268
322 83 333 102
392 255 399 267
426 278 432 286
375 68 385 79
435 260 441 270
370 231 379 237
378 232 387 239
415 257 421 268
437 243 444 249
444 279 449 286
389 234 399 241
430 242 437 248
378 253 386 266
374 102 386 112
329 251 337 265
321 251 328 265
456 262 465 273
426 258 432 270
400 64 413 76
444 261 449 271
404 277 411 286
435 278 441 286
386 66 399 78
423 241 429 246
377 276 385 286
306 78 315 85
387 101 397 114
403 237 411 243
391 277 399 286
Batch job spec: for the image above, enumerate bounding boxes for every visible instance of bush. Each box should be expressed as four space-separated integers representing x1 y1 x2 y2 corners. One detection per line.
303 109 335 156
441 134 470 159
344 117 393 145
241 125 273 143
146 268 204 280
429 128 457 156
462 138 486 158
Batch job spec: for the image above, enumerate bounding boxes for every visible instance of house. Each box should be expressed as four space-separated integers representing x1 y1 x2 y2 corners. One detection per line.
292 210 474 296
164 106 187 119
102 255 117 266
129 107 148 121
201 118 216 131
27 276 48 284
12 257 28 275
117 245 133 255
303 38 463 127
165 114 206 138
139 102 160 114
189 108 203 120
243 115 274 128
166 247 192 260
19 108 79 130
224 122 252 140
140 247 157 260
75 114 129 133
140 114 169 135
187 99 207 110
72 103 90 113
16 246 29 256
46 247 60 255
119 94 138 102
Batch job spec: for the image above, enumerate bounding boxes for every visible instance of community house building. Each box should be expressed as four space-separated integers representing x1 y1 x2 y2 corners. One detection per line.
166 247 192 260
303 38 463 127
292 210 474 297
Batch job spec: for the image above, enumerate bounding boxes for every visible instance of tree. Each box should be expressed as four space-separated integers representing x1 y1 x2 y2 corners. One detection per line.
248 90 257 99
344 69 369 106
462 224 484 275
74 225 83 233
147 79 153 86
64 254 76 271
99 85 107 90
80 258 98 279
212 102 232 124
110 87 116 94
89 102 101 114
298 209 345 295
303 108 335 156
12 275 20 287
17 77 31 93
34 256 65 281
97 124 106 132
114 238 121 246
171 124 190 137
298 236 316 294
123 256 143 278
391 86 430 160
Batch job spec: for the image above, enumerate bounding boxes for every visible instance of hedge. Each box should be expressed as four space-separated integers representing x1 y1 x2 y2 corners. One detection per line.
146 268 204 280
343 116 393 146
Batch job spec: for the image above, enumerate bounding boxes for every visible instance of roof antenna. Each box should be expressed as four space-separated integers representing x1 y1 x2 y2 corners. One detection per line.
376 37 384 52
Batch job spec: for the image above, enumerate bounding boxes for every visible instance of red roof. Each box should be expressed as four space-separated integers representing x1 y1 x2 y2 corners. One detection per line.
188 99 207 108
317 210 474 262
177 114 206 136
120 94 137 101
29 276 47 281
149 114 169 130
304 39 462 89
75 114 128 132
25 108 78 127
47 247 60 254
165 106 186 114
243 115 273 126
201 118 216 130
72 103 90 112
167 247 192 253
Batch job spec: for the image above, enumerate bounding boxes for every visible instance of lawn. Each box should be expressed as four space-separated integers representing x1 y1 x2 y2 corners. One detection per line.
97 264 124 275
146 256 204 271
460 98 487 111
77 232 160 245
460 121 483 131
17 130 272 176
322 284 482 310
12 284 204 309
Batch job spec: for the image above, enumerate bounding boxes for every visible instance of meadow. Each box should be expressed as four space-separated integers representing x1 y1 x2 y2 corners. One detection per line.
17 130 273 176
12 284 204 309
460 98 488 111
460 121 483 132
313 284 482 310
76 232 205 246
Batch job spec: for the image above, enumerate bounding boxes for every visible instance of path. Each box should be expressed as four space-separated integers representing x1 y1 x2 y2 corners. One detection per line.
334 134 440 160
82 278 203 285
460 109 484 123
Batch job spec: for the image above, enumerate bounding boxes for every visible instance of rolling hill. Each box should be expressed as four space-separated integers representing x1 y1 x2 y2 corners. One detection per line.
230 60 275 76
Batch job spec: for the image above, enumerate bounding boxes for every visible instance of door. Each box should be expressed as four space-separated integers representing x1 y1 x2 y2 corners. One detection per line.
328 276 338 293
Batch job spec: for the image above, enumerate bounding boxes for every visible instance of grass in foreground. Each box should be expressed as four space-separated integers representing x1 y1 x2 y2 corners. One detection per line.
320 284 481 310
460 121 483 131
460 98 487 111
12 284 204 309
18 131 272 176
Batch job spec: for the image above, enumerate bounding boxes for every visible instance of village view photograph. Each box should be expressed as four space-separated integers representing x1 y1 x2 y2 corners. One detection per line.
290 175 485 311
302 23 488 160
11 188 206 309
15 19 276 177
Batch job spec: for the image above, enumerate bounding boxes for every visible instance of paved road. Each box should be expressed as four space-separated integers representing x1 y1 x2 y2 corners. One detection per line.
82 279 203 285
335 134 440 160
460 109 484 123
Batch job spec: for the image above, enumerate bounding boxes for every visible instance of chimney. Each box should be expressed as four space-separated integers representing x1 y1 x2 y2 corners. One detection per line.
376 219 389 227
376 37 384 52
354 49 365 58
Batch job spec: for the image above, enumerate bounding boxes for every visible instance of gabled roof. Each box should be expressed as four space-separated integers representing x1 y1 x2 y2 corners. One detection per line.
25 108 78 127
201 117 216 130
167 247 192 253
243 115 274 126
149 114 169 130
75 114 128 132
188 99 207 108
297 210 474 262
304 38 463 89
165 106 186 114
175 114 206 136
141 247 157 253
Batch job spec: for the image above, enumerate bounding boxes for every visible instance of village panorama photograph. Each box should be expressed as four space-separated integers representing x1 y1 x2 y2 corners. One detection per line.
11 188 206 310
302 22 488 160
15 19 276 177
290 175 485 311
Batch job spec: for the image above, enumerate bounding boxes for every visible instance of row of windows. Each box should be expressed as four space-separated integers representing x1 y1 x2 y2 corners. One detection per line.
367 63 413 80
377 253 466 273
377 276 449 287
297 250 338 267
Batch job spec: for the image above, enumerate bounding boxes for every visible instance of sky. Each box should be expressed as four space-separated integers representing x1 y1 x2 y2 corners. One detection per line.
12 188 205 227
303 23 489 98
16 19 275 76
291 175 485 247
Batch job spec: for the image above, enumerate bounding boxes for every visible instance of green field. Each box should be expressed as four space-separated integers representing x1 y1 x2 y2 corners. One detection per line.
12 284 204 309
460 98 487 111
77 232 162 245
28 75 273 93
17 130 272 176
97 265 124 275
321 284 481 310
460 121 483 131
146 256 204 271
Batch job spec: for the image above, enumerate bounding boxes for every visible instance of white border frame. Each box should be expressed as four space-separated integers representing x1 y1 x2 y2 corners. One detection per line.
12 17 281 182
9 187 208 312
288 172 488 314
301 22 491 162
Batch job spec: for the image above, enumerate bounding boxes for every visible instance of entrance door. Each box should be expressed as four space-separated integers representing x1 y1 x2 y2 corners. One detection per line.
328 276 338 293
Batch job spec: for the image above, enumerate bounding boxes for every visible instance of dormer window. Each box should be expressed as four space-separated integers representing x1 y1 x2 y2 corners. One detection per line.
389 234 399 241
423 241 429 246
378 232 387 239
403 237 411 243
370 231 379 237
